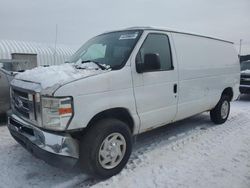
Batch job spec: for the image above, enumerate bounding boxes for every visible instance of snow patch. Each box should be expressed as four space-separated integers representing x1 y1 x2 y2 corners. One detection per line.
241 69 250 74
91 101 250 188
15 63 109 89
53 174 88 188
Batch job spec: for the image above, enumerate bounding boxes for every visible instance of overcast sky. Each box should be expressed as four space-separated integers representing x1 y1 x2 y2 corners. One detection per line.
0 0 249 54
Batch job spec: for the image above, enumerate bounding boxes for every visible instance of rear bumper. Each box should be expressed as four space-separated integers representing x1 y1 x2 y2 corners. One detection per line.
240 85 250 94
8 113 79 168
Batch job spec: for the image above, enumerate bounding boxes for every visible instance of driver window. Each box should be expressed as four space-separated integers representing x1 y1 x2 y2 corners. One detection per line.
137 33 173 71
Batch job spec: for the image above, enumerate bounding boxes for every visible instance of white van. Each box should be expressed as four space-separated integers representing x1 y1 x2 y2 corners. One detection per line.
8 27 240 178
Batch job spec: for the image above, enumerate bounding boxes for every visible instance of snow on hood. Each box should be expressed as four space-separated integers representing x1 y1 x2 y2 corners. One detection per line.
241 69 250 74
15 63 110 89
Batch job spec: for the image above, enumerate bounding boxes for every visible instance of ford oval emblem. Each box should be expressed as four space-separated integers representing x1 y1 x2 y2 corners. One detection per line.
16 97 23 109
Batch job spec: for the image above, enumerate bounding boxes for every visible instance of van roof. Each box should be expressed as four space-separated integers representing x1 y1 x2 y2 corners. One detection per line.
105 26 234 44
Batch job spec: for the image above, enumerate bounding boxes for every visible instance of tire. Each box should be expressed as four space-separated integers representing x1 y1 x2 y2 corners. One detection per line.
210 95 230 124
79 118 132 179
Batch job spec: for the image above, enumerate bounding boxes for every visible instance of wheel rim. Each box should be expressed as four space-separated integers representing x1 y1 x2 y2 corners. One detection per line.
98 133 126 169
221 100 229 119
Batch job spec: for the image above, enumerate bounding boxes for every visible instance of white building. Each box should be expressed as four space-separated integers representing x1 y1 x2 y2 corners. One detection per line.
0 40 75 67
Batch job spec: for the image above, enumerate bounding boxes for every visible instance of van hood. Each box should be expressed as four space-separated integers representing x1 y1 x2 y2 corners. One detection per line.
14 63 110 93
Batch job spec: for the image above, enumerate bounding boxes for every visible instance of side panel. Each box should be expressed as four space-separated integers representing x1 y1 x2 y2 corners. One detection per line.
172 33 240 121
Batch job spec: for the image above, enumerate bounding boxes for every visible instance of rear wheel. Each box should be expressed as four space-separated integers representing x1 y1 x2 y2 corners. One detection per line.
210 95 230 124
79 118 132 179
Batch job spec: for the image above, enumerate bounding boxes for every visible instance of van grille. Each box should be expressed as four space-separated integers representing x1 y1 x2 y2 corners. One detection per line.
12 88 35 120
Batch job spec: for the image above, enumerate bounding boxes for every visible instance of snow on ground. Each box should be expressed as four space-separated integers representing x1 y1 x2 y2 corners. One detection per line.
93 97 250 188
0 95 250 188
0 123 88 187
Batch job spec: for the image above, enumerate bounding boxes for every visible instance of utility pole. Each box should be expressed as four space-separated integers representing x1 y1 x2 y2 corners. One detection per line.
53 24 58 65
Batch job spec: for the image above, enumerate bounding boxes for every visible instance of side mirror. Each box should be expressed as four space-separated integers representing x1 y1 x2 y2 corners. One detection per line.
136 62 144 73
144 53 161 71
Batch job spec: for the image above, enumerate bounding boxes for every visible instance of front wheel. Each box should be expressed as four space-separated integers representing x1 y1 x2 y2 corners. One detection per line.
79 119 132 179
210 95 230 124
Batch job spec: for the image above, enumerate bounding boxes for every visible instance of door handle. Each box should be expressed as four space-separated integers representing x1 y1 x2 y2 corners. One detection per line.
173 84 177 94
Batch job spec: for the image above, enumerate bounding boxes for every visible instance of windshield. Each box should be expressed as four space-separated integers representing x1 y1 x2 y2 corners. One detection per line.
241 61 250 71
68 30 143 70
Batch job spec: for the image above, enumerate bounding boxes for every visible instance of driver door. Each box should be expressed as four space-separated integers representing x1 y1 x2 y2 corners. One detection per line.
132 32 179 133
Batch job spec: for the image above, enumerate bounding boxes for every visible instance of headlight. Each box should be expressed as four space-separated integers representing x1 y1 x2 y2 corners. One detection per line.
41 96 73 130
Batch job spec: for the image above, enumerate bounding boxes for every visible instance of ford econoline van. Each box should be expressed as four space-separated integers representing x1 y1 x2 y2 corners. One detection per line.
8 27 240 178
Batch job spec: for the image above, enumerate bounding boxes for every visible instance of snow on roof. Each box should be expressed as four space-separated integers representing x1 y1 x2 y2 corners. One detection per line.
241 69 250 74
0 40 75 66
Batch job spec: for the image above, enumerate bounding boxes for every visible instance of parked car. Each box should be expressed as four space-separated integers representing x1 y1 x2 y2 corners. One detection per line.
7 27 240 179
240 60 250 94
0 67 12 114
0 60 32 115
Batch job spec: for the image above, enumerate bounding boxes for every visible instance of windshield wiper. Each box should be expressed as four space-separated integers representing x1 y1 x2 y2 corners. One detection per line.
80 60 109 70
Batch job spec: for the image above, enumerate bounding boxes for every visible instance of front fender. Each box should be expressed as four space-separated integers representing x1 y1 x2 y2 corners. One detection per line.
66 89 140 134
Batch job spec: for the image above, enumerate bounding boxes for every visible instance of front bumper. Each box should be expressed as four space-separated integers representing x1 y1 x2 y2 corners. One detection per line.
8 113 79 168
240 85 250 94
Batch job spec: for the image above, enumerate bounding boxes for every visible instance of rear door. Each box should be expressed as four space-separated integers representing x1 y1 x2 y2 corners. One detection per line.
131 31 179 133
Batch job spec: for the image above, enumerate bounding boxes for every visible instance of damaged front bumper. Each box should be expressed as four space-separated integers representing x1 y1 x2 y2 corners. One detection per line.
8 113 79 168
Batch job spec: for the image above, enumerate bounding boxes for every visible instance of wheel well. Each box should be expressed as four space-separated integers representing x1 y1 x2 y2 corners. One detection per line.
222 87 233 101
87 108 134 133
